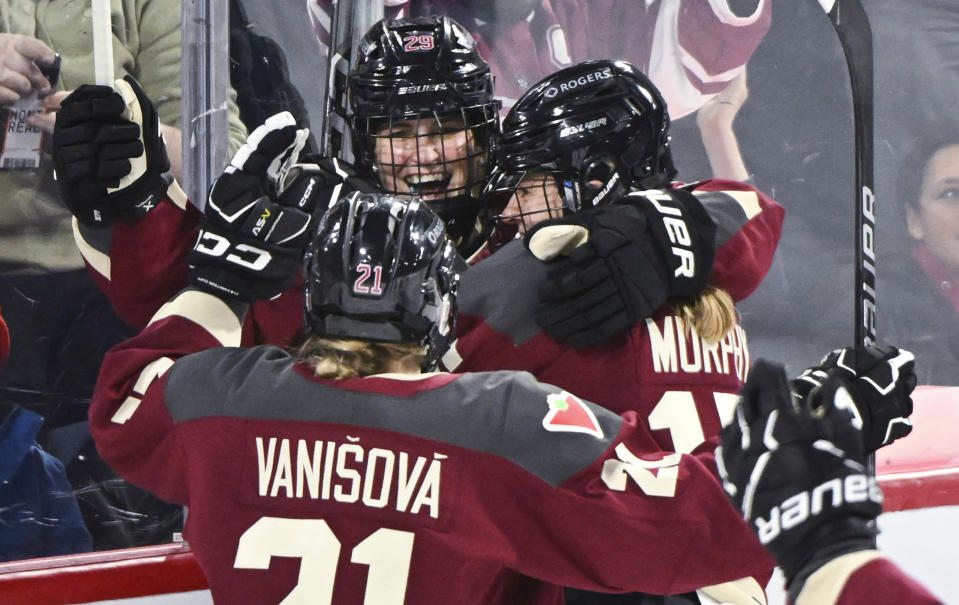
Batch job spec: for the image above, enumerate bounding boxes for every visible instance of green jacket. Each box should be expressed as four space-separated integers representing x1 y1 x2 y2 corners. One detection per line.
0 0 247 273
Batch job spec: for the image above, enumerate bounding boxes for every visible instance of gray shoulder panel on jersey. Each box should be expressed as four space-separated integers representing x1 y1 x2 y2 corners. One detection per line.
693 189 751 248
458 240 546 345
164 346 622 486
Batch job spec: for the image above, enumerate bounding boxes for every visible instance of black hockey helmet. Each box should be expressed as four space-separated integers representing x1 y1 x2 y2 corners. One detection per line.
349 16 501 245
486 59 676 232
304 192 460 370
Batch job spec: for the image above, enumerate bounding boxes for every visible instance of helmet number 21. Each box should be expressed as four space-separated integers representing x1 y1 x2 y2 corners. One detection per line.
234 517 414 604
354 263 384 295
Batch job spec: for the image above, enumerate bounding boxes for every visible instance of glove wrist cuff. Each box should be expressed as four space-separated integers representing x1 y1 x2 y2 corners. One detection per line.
779 519 877 587
786 536 877 602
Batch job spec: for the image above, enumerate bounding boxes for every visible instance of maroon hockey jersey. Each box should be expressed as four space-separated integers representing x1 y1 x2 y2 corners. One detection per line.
73 178 783 349
450 183 780 431
444 184 783 594
449 238 748 456
90 289 775 604
308 0 771 115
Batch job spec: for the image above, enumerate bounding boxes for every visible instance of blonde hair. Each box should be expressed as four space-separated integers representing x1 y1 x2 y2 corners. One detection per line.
295 336 427 379
671 286 738 343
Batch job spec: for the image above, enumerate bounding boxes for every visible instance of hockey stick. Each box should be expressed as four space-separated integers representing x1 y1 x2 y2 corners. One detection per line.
817 0 876 477
319 0 356 159
819 0 876 352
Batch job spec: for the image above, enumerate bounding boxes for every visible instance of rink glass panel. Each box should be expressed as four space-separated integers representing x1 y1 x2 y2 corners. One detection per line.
0 0 954 563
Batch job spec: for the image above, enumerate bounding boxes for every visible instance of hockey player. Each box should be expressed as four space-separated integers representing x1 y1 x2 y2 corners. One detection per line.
52 16 781 353
447 59 784 604
475 58 782 349
717 350 941 604
454 60 927 605
347 15 780 346
89 125 776 603
347 15 501 259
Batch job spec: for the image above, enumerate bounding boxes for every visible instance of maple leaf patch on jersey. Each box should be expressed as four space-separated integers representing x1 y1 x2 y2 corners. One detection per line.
542 391 604 439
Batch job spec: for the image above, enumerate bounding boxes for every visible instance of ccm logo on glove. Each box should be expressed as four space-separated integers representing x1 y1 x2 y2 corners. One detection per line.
193 230 272 271
645 192 694 278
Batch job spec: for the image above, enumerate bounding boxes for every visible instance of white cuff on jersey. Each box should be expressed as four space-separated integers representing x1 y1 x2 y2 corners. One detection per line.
796 549 884 605
526 224 589 261
149 290 243 347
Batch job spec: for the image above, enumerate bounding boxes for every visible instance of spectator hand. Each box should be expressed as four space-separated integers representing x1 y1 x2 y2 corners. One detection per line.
189 112 312 302
696 69 748 132
0 34 57 105
52 75 170 227
26 90 70 132
717 359 882 588
523 189 716 348
790 345 916 453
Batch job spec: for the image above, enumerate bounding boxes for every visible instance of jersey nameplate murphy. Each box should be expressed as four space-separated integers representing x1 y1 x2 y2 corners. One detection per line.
647 316 749 381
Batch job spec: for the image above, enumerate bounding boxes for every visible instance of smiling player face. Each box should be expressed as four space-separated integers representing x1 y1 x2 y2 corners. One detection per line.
373 116 482 203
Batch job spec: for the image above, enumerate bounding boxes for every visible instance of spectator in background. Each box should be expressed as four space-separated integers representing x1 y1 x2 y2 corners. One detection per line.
229 0 313 142
0 1 247 404
307 0 771 115
0 306 91 562
0 0 247 554
0 306 7 371
885 132 959 386
0 402 92 562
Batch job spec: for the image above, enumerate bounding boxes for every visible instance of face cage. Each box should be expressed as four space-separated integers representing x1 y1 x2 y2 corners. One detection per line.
355 106 497 204
487 171 579 245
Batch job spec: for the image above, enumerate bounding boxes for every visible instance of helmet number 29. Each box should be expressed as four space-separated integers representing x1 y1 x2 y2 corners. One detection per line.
403 34 435 52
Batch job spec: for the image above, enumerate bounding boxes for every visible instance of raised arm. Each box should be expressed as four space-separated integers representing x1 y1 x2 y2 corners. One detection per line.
53 76 199 329
716 350 938 604
91 113 315 499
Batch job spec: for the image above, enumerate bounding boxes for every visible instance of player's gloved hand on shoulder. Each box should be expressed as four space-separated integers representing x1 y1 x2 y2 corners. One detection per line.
52 75 170 227
523 188 716 348
188 112 313 302
790 345 916 453
716 359 882 596
280 156 380 219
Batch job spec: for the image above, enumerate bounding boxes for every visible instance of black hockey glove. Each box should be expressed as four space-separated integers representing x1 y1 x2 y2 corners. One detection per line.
524 189 716 348
790 345 917 453
188 112 313 302
716 359 882 594
53 75 170 227
282 156 380 219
